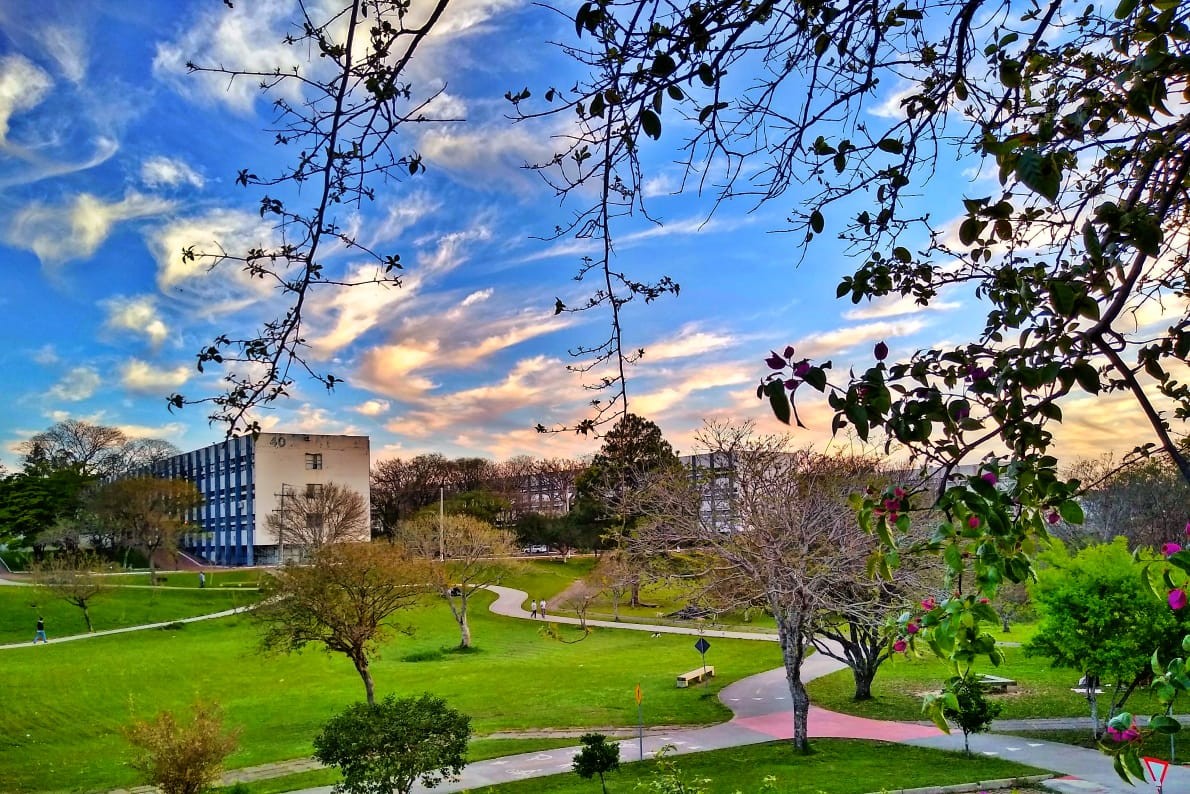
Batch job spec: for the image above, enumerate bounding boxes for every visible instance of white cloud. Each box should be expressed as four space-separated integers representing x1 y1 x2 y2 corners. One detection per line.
794 319 930 360
8 191 173 267
644 325 737 362
141 155 204 189
48 366 100 401
33 345 58 365
842 295 961 320
461 288 492 307
35 25 87 84
103 295 171 348
120 359 191 393
353 399 392 416
418 124 555 194
0 54 53 144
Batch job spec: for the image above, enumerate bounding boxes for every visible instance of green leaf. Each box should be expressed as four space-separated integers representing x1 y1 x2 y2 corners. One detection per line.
1115 0 1138 18
640 109 662 140
1150 714 1181 734
1015 150 1061 202
877 138 904 155
651 52 677 78
1058 500 1084 525
814 33 830 57
1047 280 1076 317
766 381 791 425
1073 361 1100 394
893 246 911 263
803 366 828 392
810 210 825 234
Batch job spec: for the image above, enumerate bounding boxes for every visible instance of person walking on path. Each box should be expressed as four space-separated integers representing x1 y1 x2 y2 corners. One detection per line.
530 599 538 618
34 616 47 644
540 600 547 619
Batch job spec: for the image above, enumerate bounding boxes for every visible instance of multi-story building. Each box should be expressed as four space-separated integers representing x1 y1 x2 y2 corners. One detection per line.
149 432 371 566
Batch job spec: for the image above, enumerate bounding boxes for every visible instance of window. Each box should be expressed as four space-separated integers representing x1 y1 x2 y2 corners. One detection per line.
306 483 324 498
305 453 323 470
306 513 324 530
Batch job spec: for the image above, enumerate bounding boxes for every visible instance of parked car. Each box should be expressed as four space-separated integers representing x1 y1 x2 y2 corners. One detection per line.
522 545 550 554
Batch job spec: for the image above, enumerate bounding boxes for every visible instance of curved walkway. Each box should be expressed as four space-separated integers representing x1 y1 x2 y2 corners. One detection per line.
0 605 252 650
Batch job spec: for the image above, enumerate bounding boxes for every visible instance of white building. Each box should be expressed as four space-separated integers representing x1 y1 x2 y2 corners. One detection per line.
150 432 371 566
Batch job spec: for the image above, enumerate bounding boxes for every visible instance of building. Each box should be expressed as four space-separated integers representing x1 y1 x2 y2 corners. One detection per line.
149 432 371 566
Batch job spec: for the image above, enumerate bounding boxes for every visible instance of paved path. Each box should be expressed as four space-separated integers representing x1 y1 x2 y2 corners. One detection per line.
0 606 251 650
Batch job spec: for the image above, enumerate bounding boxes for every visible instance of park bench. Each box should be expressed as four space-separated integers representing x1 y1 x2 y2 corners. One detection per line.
977 674 1016 693
676 666 715 688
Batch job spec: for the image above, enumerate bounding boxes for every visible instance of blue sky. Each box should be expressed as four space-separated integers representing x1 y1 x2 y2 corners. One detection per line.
0 0 1147 469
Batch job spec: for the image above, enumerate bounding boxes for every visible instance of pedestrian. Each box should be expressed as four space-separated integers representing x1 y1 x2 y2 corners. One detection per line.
34 616 47 644
540 600 547 619
198 571 206 588
530 599 538 618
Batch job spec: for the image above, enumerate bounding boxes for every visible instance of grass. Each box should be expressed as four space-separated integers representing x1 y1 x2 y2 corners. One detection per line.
1005 727 1190 760
0 584 258 643
806 641 1170 722
498 557 597 602
0 589 783 792
469 739 1049 793
104 569 267 588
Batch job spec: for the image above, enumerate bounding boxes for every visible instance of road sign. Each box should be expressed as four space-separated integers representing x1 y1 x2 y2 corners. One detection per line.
634 684 643 705
694 637 710 654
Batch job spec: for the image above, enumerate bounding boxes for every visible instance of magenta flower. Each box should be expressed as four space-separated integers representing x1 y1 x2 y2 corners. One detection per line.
874 341 889 361
981 471 998 486
1170 589 1187 610
783 345 796 358
793 361 811 377
921 597 935 611
1184 520 1190 537
967 516 981 529
893 639 907 653
1164 542 1182 557
1047 511 1060 525
906 621 919 634
894 487 906 499
765 352 785 369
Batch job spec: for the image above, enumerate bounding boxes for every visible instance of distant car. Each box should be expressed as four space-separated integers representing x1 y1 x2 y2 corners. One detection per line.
522 545 549 554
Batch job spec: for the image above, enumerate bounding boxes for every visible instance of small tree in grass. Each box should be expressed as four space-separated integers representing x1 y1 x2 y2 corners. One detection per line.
124 700 239 794
572 732 620 794
940 675 1002 756
30 550 109 632
313 693 470 794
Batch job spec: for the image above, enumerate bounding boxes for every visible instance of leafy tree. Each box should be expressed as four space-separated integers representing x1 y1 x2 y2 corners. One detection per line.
0 466 90 549
572 733 620 794
1026 538 1187 737
265 481 369 560
1064 454 1190 550
30 550 110 633
398 514 519 648
89 477 203 585
253 542 430 705
940 675 1002 756
123 700 239 794
637 422 896 751
313 693 470 794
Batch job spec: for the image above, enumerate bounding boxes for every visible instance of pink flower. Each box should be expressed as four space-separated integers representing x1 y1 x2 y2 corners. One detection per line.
1170 589 1187 611
1184 520 1190 537
894 487 906 499
783 345 796 358
979 597 990 604
1163 542 1182 557
967 516 981 529
906 621 919 634
874 341 889 361
981 471 998 486
1047 511 1060 525
921 597 935 611
765 352 785 369
893 639 907 653
793 361 811 377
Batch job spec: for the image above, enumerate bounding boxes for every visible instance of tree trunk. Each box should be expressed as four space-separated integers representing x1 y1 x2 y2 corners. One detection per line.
457 602 472 649
629 576 641 608
353 652 376 706
148 555 157 586
1087 685 1100 739
776 610 811 753
851 663 875 701
82 603 93 633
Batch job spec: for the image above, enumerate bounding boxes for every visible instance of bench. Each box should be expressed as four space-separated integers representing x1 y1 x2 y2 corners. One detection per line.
977 674 1017 693
676 666 715 688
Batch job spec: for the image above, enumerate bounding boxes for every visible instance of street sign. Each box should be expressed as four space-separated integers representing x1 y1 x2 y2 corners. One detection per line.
634 684 643 705
694 638 710 654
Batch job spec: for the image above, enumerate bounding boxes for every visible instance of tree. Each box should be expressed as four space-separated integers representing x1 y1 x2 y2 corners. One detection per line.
591 550 634 621
1026 538 1187 738
21 420 128 478
572 733 620 794
313 693 470 794
252 542 430 705
123 700 239 794
266 481 369 559
398 513 519 648
636 421 888 751
89 477 203 585
1064 454 1190 550
941 675 1002 757
30 550 110 633
0 466 90 550
560 579 603 631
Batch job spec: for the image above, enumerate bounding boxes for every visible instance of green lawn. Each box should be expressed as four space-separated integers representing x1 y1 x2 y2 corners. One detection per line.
1005 727 1189 761
104 569 267 588
0 584 258 643
498 557 597 602
1 590 783 792
470 739 1049 793
807 642 1169 721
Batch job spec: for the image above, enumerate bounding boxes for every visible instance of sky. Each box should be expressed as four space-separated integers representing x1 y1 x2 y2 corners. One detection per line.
0 0 1157 470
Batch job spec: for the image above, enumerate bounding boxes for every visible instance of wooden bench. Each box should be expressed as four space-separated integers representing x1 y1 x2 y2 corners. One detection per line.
977 674 1017 693
676 666 715 688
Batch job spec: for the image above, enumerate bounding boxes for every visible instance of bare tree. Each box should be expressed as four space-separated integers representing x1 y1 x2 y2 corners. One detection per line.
30 550 111 633
253 542 430 705
21 420 128 478
591 550 633 622
266 481 368 559
561 579 602 631
636 421 889 752
89 477 203 585
399 513 518 648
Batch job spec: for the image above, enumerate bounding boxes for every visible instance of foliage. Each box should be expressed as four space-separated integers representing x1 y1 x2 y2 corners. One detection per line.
89 476 203 585
1025 539 1187 736
123 700 239 794
313 693 470 794
1064 454 1190 550
0 465 90 549
398 513 519 647
937 675 1002 757
572 733 620 794
634 745 711 794
29 550 111 633
265 482 369 559
253 542 431 705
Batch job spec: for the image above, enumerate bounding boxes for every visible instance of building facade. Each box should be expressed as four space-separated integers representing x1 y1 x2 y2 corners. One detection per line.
150 432 370 566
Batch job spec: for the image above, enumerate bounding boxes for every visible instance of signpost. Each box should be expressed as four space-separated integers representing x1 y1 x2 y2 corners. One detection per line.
694 637 711 686
634 683 644 760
